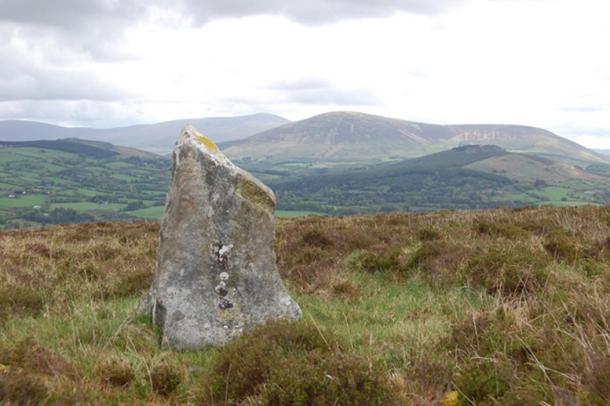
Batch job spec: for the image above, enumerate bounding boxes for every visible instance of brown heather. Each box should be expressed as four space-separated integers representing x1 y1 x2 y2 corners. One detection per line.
0 205 608 404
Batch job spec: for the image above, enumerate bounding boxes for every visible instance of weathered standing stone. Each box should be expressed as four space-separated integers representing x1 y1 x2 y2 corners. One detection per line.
143 125 301 349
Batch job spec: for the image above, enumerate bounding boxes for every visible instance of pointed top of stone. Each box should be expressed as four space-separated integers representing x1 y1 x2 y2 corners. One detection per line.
178 125 229 165
175 125 276 212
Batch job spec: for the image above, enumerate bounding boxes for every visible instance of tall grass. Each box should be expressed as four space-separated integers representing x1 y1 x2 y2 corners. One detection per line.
0 205 608 404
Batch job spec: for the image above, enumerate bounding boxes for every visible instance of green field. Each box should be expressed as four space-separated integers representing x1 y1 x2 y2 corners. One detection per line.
51 202 126 211
0 142 169 228
0 194 47 208
534 186 571 201
126 205 166 218
1 140 609 228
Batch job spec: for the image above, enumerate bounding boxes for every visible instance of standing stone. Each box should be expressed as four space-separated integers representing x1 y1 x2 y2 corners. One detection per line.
144 125 301 349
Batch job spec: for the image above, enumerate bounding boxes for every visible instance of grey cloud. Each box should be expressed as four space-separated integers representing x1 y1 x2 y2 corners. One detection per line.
0 69 126 101
284 89 379 106
269 77 380 105
285 88 380 105
0 0 464 30
0 0 144 29
0 0 466 74
0 100 147 127
178 0 464 25
0 36 126 102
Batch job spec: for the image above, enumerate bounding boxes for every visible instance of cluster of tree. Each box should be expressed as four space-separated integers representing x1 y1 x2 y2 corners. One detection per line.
22 208 95 225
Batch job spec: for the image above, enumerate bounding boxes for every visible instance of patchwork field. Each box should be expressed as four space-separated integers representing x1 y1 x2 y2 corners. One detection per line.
0 144 168 228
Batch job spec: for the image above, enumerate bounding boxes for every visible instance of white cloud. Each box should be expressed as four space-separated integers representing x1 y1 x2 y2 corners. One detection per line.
0 0 608 148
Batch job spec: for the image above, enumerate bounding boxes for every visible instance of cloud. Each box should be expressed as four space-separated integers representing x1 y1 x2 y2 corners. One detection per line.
0 30 126 101
270 78 331 91
559 106 603 113
283 88 380 106
0 100 140 127
178 0 464 25
269 78 380 105
0 0 463 29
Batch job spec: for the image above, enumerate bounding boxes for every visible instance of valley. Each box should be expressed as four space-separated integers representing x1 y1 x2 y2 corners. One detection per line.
1 112 609 227
0 140 169 228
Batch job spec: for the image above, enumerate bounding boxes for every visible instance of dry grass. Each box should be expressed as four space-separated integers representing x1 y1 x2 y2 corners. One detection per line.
0 205 608 404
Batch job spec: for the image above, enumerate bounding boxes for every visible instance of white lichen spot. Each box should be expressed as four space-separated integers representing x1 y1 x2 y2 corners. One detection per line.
219 244 233 257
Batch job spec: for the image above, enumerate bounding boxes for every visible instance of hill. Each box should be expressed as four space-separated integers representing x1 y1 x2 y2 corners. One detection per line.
223 111 607 165
2 140 608 227
270 145 610 214
596 149 610 157
0 205 608 404
0 113 289 154
0 139 169 228
0 138 159 159
224 111 452 162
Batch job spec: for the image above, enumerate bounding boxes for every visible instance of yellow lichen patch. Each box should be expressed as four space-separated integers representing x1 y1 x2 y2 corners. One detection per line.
439 390 459 406
236 176 275 212
195 134 220 154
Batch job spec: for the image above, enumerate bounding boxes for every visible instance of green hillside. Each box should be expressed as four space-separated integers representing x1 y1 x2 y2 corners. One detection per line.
0 140 169 228
269 145 610 214
2 140 609 228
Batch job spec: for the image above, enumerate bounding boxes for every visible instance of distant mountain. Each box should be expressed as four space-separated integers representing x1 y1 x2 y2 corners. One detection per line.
444 124 605 164
270 144 610 213
223 111 607 164
595 149 610 157
0 113 289 154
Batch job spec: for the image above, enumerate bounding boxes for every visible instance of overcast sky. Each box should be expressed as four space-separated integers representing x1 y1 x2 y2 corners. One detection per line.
0 0 609 148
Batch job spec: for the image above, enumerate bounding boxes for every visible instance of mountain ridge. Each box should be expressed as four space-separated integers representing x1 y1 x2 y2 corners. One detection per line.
0 113 290 154
224 111 607 164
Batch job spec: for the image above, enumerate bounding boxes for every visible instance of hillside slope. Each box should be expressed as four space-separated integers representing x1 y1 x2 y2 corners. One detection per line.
0 138 159 159
225 111 452 162
223 111 607 164
271 145 610 213
446 124 605 163
0 205 608 404
0 113 289 154
0 140 169 228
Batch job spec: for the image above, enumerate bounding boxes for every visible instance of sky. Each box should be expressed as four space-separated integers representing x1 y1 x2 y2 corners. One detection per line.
0 0 609 149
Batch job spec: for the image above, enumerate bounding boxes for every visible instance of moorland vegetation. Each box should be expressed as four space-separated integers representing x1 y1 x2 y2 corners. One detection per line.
1 204 609 404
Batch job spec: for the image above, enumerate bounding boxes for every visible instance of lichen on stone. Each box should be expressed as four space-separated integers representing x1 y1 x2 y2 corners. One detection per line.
236 175 275 212
195 134 220 154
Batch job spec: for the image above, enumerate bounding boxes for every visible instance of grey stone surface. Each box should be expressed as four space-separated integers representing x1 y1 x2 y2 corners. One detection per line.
143 125 301 349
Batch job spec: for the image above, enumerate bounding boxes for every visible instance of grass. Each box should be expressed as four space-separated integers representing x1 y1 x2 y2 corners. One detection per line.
275 209 323 218
51 202 126 211
126 208 324 220
535 185 571 201
0 205 609 404
126 206 166 219
0 194 47 208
